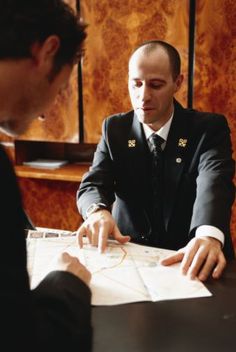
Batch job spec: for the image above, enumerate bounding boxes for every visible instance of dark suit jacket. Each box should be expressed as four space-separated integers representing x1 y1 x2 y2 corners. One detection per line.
77 100 235 259
0 146 92 351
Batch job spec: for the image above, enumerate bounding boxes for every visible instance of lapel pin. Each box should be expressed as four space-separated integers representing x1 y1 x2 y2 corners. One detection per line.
128 139 136 147
178 138 187 147
176 157 182 163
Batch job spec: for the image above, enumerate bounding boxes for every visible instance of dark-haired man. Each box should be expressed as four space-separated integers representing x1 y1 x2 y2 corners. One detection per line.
77 40 235 283
0 1 91 350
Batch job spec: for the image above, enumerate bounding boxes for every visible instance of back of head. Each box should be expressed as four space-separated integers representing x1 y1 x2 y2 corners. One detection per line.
0 0 87 71
130 40 181 80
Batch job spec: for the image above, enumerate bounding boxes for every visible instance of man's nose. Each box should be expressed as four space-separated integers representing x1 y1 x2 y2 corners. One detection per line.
139 83 151 101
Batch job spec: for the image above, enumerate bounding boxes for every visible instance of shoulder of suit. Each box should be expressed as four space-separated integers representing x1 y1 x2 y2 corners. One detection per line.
104 110 134 126
188 109 228 126
174 101 229 135
176 104 227 126
175 100 225 120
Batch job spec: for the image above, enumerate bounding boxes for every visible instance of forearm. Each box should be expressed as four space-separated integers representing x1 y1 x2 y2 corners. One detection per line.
32 271 92 349
77 128 116 219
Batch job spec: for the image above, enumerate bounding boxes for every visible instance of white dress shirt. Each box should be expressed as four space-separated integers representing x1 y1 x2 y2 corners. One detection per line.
142 113 224 246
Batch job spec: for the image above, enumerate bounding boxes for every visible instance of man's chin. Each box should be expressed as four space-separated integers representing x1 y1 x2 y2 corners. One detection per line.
135 111 156 125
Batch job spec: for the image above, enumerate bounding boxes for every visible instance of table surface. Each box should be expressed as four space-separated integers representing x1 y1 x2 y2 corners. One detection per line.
92 260 236 352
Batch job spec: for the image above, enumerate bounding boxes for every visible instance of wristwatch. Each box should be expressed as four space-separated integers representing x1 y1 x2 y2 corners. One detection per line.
85 203 108 219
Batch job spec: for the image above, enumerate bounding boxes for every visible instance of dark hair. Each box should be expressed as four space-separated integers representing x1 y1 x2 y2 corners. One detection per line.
131 40 181 80
0 0 87 74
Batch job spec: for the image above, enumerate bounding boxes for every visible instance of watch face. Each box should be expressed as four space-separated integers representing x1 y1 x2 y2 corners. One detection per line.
86 203 100 218
90 204 99 212
86 203 107 218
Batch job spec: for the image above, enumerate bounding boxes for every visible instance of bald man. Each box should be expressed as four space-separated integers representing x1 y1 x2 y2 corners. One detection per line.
77 40 235 282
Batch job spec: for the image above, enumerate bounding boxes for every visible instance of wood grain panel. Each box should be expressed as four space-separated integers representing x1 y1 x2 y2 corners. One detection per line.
16 0 79 143
81 0 189 143
18 178 83 231
194 0 236 248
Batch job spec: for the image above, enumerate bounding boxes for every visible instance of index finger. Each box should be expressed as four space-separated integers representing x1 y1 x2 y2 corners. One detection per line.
160 252 184 266
180 241 200 275
98 225 109 253
184 246 208 279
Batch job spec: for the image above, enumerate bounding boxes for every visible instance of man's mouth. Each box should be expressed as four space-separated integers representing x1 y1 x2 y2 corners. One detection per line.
139 107 154 111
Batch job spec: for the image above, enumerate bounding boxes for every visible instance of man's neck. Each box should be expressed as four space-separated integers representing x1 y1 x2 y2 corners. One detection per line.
143 111 174 142
146 106 174 132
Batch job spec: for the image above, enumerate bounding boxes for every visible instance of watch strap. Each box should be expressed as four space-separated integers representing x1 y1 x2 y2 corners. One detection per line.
85 202 108 219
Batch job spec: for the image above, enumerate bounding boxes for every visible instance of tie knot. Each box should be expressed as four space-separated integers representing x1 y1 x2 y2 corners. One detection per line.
149 134 165 151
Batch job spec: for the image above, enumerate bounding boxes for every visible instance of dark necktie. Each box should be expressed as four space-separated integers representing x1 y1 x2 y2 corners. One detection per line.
149 134 165 233
149 134 165 168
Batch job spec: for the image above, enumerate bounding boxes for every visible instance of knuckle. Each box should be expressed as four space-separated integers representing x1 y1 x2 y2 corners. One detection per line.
208 252 218 262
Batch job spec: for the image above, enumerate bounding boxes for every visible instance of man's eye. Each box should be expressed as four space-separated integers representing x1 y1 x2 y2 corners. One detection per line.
130 80 142 88
151 84 162 89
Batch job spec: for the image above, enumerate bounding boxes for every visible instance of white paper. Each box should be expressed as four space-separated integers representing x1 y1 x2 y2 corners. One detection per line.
26 230 212 305
23 159 68 169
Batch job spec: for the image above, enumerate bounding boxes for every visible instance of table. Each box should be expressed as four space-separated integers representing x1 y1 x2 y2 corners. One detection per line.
92 260 236 352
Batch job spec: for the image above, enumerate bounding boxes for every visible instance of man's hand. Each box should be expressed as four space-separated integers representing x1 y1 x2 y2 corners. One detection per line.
46 252 91 286
161 237 226 281
77 209 131 253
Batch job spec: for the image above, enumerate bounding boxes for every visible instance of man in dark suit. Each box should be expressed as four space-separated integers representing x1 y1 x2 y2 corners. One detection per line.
0 1 91 350
77 40 235 282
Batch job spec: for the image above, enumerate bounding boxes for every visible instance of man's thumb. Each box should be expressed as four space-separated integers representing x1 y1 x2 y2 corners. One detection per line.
113 225 131 244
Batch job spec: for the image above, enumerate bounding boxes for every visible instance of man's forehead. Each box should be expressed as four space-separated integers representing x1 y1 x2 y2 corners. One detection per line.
128 48 170 77
130 45 167 62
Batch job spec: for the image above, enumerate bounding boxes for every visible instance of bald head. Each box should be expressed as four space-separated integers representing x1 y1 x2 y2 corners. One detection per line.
129 40 181 81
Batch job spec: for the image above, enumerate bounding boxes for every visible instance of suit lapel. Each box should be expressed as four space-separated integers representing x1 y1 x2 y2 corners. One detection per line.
126 113 150 202
163 104 192 230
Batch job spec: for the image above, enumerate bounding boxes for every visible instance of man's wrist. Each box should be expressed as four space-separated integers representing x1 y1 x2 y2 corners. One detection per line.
85 203 109 219
195 225 225 247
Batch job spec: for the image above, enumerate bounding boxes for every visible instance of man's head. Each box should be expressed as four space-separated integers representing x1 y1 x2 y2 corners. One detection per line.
128 40 183 131
0 0 86 135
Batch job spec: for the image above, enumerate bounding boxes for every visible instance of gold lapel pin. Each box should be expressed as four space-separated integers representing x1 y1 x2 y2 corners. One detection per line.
128 139 136 147
178 138 187 147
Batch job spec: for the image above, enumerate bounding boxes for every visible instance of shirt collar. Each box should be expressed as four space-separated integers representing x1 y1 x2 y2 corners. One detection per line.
142 111 174 142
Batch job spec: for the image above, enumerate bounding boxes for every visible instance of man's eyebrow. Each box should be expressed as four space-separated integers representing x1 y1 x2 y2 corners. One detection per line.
149 78 166 83
130 77 166 83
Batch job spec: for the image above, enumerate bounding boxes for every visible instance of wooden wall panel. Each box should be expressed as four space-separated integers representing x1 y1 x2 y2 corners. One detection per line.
17 0 79 143
194 0 236 247
18 178 83 231
81 0 189 143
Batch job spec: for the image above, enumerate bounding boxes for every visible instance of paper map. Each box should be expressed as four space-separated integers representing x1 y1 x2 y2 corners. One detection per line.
26 229 212 305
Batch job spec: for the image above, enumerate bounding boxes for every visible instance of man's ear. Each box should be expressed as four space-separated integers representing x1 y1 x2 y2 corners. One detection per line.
174 74 184 93
31 35 60 67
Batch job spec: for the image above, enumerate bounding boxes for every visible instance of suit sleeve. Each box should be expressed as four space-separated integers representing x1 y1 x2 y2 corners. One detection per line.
32 271 92 350
77 118 116 219
190 114 235 246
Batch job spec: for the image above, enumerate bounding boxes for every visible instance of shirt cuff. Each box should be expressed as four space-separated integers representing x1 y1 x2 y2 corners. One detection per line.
195 225 225 246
